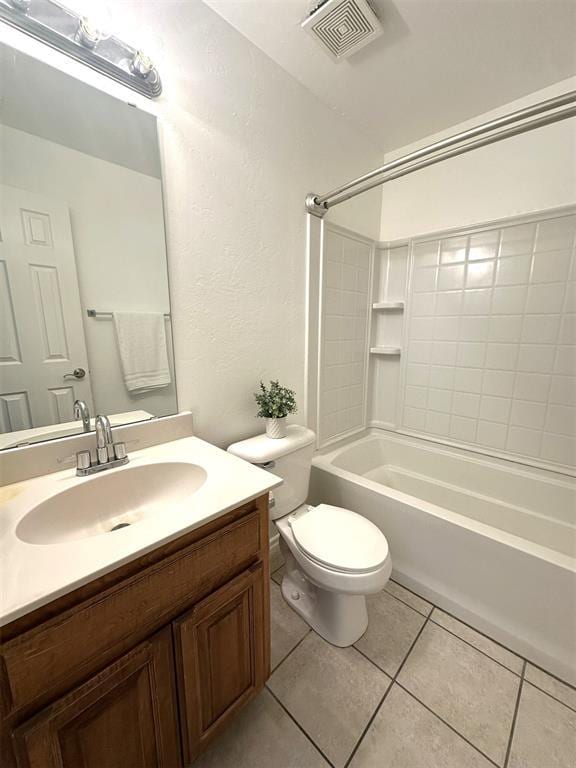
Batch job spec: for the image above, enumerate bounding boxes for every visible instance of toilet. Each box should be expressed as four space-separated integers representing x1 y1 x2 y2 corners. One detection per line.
228 425 391 647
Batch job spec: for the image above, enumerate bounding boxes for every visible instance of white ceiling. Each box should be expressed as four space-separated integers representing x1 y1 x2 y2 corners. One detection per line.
204 0 576 153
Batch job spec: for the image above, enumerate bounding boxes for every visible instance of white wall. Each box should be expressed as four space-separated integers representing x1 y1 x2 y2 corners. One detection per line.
379 78 576 242
101 0 384 447
1 125 177 417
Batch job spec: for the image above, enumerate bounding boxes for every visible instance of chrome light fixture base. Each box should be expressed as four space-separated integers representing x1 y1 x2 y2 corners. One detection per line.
0 0 162 98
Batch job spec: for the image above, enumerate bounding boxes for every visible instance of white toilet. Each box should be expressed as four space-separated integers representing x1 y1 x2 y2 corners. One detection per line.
228 425 391 647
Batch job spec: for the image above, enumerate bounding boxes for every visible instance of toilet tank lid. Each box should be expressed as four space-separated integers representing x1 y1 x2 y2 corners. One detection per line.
228 425 315 463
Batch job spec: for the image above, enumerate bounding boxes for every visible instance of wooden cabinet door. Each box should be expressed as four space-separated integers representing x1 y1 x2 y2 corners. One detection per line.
173 563 267 764
11 627 181 768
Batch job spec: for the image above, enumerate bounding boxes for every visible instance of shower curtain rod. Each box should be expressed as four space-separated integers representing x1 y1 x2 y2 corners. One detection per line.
305 90 576 216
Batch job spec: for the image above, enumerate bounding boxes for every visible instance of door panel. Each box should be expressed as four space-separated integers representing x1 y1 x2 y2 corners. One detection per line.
0 185 93 432
173 564 266 764
12 628 181 768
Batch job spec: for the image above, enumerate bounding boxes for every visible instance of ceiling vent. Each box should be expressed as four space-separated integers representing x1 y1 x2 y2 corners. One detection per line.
302 0 383 61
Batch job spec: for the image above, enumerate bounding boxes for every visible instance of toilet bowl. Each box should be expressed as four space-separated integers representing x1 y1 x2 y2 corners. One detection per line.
228 426 391 647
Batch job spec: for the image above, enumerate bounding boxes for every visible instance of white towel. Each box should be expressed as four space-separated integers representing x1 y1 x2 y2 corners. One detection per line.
113 312 171 393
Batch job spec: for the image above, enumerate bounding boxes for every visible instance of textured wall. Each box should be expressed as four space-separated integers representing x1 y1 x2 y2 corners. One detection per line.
103 1 384 447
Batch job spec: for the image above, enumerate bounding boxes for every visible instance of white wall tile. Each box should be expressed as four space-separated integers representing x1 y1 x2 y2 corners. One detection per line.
405 385 428 408
483 369 515 397
452 391 480 417
531 250 571 283
449 415 477 441
488 315 523 342
454 367 483 393
438 264 465 290
517 344 556 373
507 426 542 457
429 365 455 390
510 400 547 430
427 388 452 413
485 343 519 371
457 342 486 368
479 395 511 423
477 420 507 448
436 291 463 315
495 255 532 285
513 373 550 402
525 283 565 314
466 261 495 288
404 406 426 430
492 285 527 314
498 223 536 257
425 410 450 435
413 267 437 292
462 289 492 315
400 213 576 469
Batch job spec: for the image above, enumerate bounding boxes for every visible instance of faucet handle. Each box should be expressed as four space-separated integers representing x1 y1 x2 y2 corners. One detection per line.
76 450 92 471
113 442 127 460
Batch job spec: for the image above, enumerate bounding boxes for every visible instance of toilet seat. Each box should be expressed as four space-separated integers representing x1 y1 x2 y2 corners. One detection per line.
288 504 389 574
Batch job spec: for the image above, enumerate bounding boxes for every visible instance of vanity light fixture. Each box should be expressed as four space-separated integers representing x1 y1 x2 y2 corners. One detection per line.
0 0 162 98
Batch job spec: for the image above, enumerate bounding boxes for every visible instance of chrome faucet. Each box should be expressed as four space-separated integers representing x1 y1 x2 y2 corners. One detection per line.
75 414 129 476
74 399 91 433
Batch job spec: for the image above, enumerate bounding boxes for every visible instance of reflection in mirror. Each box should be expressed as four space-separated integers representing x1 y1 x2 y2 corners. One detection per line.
0 44 177 449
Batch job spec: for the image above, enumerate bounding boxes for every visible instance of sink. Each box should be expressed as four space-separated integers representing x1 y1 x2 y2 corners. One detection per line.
16 462 207 545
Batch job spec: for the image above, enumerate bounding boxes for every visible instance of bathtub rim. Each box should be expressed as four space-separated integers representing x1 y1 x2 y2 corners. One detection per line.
312 429 576 573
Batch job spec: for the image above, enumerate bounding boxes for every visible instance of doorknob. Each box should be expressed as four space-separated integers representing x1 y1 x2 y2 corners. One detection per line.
63 368 86 380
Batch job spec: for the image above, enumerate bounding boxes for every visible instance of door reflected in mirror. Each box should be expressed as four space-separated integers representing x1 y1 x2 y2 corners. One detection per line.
0 44 177 450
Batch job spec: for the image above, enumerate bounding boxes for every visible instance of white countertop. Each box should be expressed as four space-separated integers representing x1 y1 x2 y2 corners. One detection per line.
0 436 282 627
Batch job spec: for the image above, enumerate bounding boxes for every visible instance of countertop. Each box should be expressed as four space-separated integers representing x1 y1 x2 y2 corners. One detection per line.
0 436 282 627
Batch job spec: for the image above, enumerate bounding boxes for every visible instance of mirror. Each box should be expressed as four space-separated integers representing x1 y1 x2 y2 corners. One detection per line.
0 43 177 450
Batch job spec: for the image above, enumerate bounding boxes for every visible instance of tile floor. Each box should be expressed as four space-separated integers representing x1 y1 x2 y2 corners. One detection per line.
196 565 576 768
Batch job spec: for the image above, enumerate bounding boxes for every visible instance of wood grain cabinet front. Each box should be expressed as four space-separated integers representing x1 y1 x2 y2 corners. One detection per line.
12 627 181 768
1 495 270 768
173 563 267 764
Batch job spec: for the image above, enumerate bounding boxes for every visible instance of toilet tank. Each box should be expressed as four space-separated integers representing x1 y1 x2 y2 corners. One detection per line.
228 426 315 520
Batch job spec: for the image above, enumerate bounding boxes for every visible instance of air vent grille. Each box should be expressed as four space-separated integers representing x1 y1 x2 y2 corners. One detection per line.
302 0 383 60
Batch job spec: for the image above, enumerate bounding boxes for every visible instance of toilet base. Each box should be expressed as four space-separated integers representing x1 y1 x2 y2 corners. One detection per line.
280 564 369 647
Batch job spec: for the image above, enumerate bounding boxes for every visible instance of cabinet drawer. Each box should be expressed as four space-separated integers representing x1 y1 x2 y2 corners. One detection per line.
1 510 261 715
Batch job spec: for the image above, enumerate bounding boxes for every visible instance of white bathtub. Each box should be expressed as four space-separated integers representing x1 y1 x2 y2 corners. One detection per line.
309 430 576 684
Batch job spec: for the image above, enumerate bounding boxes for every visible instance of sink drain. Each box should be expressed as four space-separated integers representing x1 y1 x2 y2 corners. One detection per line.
110 522 131 532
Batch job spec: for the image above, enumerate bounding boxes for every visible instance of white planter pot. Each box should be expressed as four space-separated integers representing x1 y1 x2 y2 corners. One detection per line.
265 417 287 439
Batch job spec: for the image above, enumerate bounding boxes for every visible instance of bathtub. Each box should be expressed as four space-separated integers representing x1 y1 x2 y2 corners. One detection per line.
309 429 576 684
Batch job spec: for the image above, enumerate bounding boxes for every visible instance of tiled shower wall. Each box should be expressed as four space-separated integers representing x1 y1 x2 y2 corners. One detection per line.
318 227 371 445
402 210 576 470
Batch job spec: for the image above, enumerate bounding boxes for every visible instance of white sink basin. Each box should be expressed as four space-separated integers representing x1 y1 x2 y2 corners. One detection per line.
16 462 207 545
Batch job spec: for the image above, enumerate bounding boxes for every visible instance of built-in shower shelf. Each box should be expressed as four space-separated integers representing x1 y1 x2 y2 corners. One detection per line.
370 346 402 356
372 301 405 311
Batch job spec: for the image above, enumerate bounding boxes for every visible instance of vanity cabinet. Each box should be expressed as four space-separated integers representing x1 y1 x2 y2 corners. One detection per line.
1 494 270 768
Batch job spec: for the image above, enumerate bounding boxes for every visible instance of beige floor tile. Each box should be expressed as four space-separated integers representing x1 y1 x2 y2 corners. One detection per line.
398 621 520 765
508 682 576 768
355 590 427 676
270 580 309 670
268 631 391 768
431 608 523 674
525 664 576 712
271 564 285 586
349 684 494 768
385 580 433 616
194 688 329 768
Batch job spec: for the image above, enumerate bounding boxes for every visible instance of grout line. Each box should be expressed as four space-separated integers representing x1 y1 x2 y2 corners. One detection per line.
395 682 502 768
344 612 431 768
428 615 522 677
269 628 311 674
503 660 526 768
524 659 576 696
385 582 433 617
265 685 336 768
523 679 576 715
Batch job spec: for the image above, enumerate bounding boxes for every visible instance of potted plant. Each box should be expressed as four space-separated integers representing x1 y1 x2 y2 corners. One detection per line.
254 380 297 439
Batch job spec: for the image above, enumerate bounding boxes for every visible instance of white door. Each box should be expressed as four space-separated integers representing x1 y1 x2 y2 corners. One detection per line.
0 184 94 432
